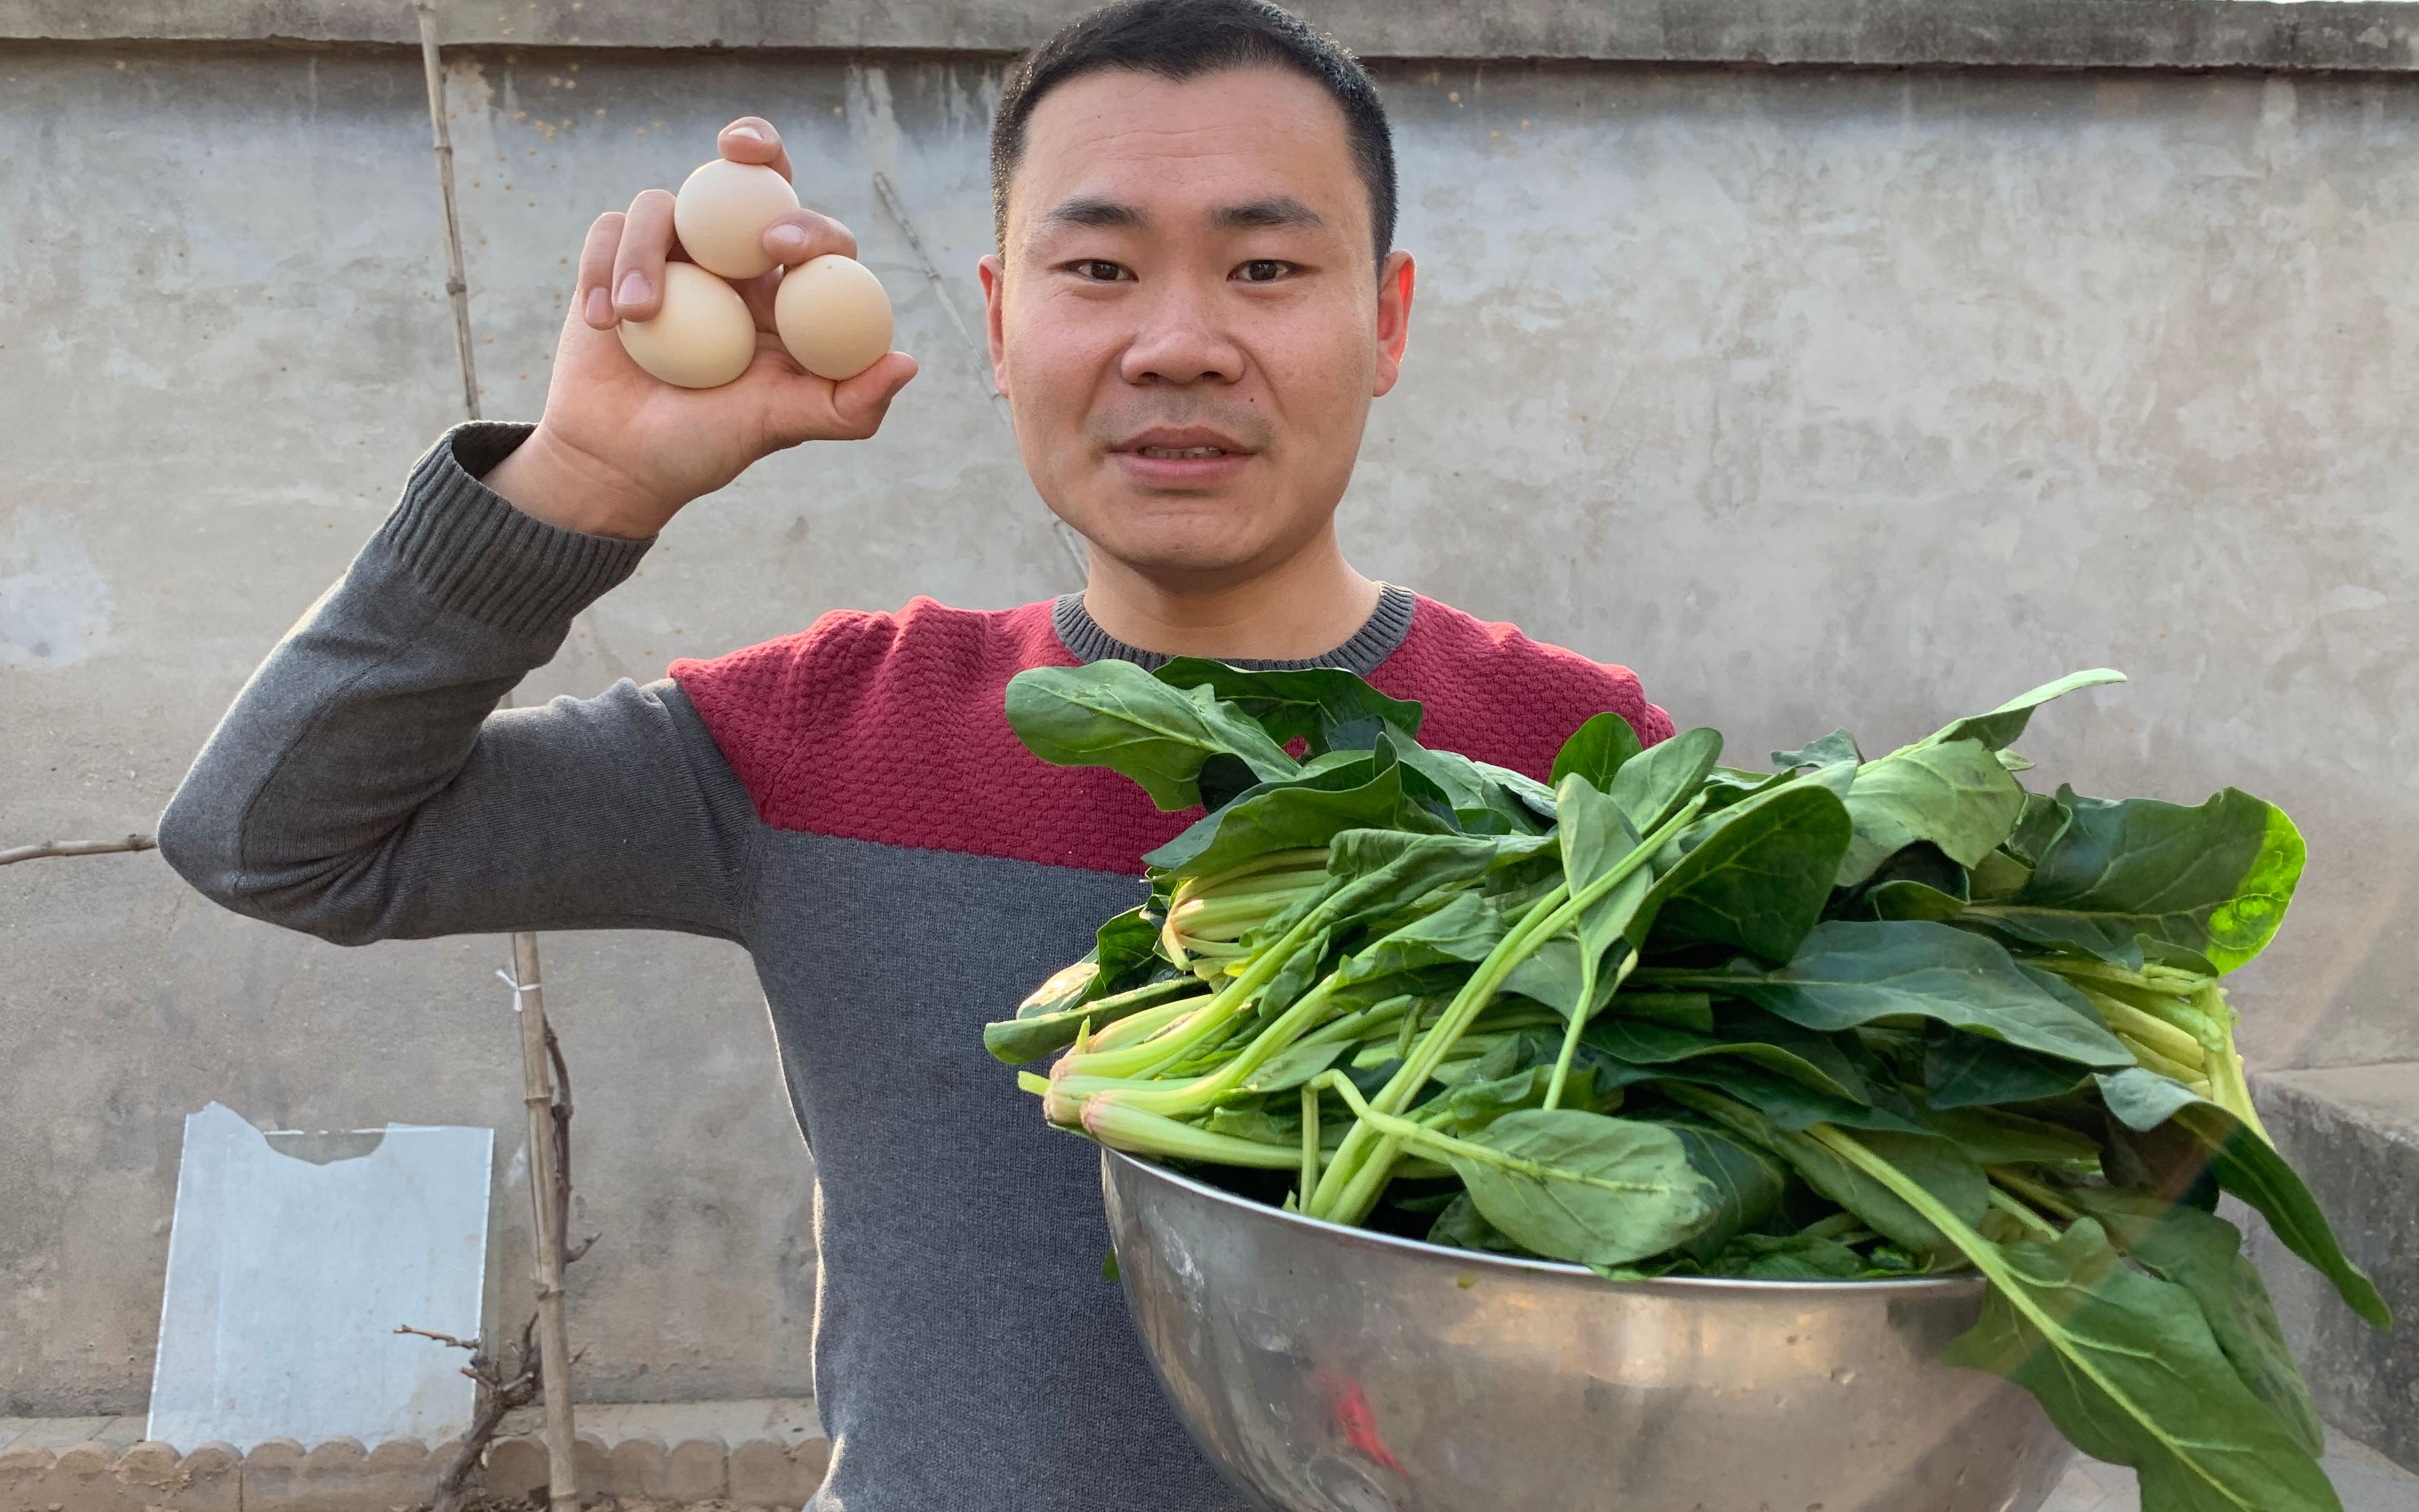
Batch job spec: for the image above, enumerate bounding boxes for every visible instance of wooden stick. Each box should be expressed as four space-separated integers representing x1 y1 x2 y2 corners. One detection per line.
0 834 157 867
415 2 481 423
412 7 578 1507
510 934 581 1512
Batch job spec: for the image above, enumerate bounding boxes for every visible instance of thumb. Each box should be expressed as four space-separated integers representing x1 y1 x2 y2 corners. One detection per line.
821 351 921 441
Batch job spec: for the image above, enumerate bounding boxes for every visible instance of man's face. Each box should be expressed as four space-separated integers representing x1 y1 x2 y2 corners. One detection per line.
981 67 1414 589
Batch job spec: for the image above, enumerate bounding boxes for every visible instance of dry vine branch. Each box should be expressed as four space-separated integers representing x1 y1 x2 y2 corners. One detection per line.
0 833 157 867
401 1312 545 1512
401 1024 593 1512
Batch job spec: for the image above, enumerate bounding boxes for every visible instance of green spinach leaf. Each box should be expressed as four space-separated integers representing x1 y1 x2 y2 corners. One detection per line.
1551 711 1644 791
1007 661 1300 809
1943 1219 2341 1512
1772 729 1864 770
1917 668 2128 752
1964 788 2304 975
1680 920 2134 1069
2068 1190 2329 1457
1835 738 2028 887
1445 1110 1716 1267
1145 757 1453 878
2098 1068 2388 1328
1636 783 1854 963
1610 726 1722 835
1152 658 1424 753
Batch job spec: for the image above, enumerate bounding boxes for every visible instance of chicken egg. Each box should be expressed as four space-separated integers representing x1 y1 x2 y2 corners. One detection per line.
616 261 757 389
671 159 800 281
774 255 893 381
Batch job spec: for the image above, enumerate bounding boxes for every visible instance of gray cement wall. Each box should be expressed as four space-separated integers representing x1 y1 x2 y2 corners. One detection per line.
3 18 2415 1414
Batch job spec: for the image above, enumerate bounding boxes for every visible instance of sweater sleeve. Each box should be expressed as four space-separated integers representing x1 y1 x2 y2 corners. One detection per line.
156 423 760 946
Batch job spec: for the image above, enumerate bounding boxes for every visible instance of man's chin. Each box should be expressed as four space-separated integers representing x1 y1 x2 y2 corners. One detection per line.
1057 518 1282 582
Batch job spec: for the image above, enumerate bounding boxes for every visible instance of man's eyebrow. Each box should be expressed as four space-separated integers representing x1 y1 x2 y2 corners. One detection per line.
1032 194 1326 235
1039 195 1146 231
1212 195 1324 231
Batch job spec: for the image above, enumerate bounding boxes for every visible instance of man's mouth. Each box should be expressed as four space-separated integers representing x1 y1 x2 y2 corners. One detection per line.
1137 446 1230 460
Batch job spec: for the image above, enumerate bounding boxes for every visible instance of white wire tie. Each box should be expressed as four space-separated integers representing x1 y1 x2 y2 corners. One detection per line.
496 968 543 1009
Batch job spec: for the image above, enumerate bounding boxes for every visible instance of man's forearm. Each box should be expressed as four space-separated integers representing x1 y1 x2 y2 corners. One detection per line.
157 424 757 946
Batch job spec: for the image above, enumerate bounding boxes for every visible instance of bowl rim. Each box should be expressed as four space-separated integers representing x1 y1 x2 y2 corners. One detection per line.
1103 1146 1986 1297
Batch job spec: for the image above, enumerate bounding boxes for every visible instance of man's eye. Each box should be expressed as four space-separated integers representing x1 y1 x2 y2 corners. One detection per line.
1237 260 1290 283
1075 261 1129 282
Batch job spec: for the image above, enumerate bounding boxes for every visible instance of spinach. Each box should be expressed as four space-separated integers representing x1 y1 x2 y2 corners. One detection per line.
1963 787 2305 973
1833 738 2027 887
993 659 2378 1512
1942 1219 2342 1512
1771 728 1863 770
1634 782 1852 963
1008 659 1300 809
1437 1109 1716 1267
1651 920 2134 1069
1550 710 1644 791
1145 753 1452 878
1609 726 1722 834
1918 667 2128 752
1152 657 1424 753
2097 1068 2388 1328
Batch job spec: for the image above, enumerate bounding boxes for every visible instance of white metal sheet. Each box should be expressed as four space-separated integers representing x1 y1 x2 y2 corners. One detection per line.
146 1101 492 1450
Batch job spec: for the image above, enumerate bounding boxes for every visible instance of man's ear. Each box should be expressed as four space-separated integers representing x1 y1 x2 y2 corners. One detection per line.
979 253 1010 399
1372 249 1415 399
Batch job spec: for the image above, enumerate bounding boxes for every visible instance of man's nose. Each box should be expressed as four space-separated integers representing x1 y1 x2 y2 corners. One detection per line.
1117 281 1246 386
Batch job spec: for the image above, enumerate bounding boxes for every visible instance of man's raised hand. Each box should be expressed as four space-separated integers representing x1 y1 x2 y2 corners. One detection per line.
482 117 918 540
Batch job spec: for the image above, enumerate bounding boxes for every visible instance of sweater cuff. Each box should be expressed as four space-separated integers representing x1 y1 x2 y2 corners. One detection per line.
375 422 656 639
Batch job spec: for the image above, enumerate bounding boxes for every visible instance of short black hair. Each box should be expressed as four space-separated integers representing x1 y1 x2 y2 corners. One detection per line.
988 0 1398 265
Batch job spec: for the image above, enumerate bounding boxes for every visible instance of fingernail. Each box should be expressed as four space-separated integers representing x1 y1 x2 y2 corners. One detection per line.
727 125 765 141
583 287 611 325
767 225 808 250
616 271 650 307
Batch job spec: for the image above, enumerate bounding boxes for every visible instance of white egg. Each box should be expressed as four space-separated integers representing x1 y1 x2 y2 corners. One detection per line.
616 261 757 389
672 159 799 281
774 255 893 381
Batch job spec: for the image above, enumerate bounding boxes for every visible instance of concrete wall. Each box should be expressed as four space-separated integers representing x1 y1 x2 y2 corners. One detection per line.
3 17 2415 1413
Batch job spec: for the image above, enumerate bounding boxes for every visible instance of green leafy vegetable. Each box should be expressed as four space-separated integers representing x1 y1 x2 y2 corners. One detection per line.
1834 738 2027 887
1153 657 1424 753
1007 660 1300 809
1552 711 1645 791
1653 920 2134 1069
993 659 2374 1512
1964 788 2305 973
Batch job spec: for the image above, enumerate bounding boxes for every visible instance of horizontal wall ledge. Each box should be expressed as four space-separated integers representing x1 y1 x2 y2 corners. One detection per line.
5 0 2419 73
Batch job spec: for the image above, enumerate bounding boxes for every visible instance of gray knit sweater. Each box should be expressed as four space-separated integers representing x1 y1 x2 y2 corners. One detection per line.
157 424 1673 1511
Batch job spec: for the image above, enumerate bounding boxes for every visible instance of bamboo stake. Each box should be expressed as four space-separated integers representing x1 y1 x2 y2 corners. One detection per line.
416 3 481 424
413 7 579 1508
509 935 580 1512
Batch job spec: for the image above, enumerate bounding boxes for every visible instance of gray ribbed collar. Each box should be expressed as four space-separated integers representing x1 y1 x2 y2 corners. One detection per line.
1052 583 1417 675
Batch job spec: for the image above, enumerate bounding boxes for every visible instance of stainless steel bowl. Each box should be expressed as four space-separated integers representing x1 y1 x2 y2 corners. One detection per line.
1103 1149 2076 1512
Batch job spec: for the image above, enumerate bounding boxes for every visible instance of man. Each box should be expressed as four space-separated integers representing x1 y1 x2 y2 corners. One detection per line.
159 1 1670 1506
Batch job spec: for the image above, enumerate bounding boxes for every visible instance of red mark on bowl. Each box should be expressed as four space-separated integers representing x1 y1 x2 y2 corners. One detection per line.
1321 1373 1406 1474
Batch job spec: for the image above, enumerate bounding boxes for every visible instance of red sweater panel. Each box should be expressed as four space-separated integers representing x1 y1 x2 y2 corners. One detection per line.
668 595 1674 875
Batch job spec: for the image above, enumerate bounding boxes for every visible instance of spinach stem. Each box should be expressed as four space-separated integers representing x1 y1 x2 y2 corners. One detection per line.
1807 1122 2248 1507
1310 795 1707 1224
1544 951 1636 1111
1051 973 1348 1118
1300 1083 1322 1203
1988 1185 2062 1242
1078 1096 1302 1169
1051 905 1329 1086
1315 1072 1674 1195
1990 1165 2081 1222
